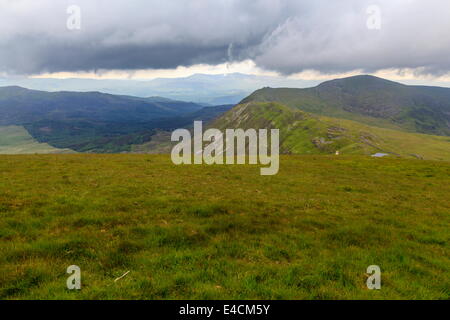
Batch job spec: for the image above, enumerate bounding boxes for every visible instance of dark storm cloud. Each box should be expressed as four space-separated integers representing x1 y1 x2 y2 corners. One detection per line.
0 0 449 75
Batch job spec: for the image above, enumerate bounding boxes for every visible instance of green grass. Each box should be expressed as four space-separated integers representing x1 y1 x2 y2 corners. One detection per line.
0 126 73 154
211 102 450 160
0 154 449 299
321 116 450 160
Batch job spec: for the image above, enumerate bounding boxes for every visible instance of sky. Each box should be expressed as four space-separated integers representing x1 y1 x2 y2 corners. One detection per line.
1 0 450 85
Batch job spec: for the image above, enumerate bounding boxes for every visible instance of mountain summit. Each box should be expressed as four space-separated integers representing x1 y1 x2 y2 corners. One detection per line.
242 75 450 136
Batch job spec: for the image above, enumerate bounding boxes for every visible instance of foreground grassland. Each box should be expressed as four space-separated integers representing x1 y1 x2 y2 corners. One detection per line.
0 155 449 299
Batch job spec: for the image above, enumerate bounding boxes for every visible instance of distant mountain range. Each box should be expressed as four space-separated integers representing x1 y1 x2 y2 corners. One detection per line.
0 86 205 124
0 73 318 105
1 75 450 159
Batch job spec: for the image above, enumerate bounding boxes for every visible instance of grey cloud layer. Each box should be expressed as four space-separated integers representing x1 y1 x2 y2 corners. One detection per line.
0 0 449 75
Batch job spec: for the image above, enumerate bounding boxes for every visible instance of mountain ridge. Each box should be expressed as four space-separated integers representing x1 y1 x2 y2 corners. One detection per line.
242 75 450 136
211 100 450 160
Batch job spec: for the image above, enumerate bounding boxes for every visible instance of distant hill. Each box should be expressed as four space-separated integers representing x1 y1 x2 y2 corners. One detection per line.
242 75 450 136
0 86 204 125
0 86 231 153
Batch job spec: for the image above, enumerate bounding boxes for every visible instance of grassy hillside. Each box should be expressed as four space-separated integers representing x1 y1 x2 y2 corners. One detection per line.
212 102 450 160
321 116 450 161
0 126 73 154
0 154 448 299
242 75 450 136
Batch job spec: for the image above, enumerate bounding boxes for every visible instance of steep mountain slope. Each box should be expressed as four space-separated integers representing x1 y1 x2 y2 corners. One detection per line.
129 105 234 154
242 75 450 136
211 101 450 160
